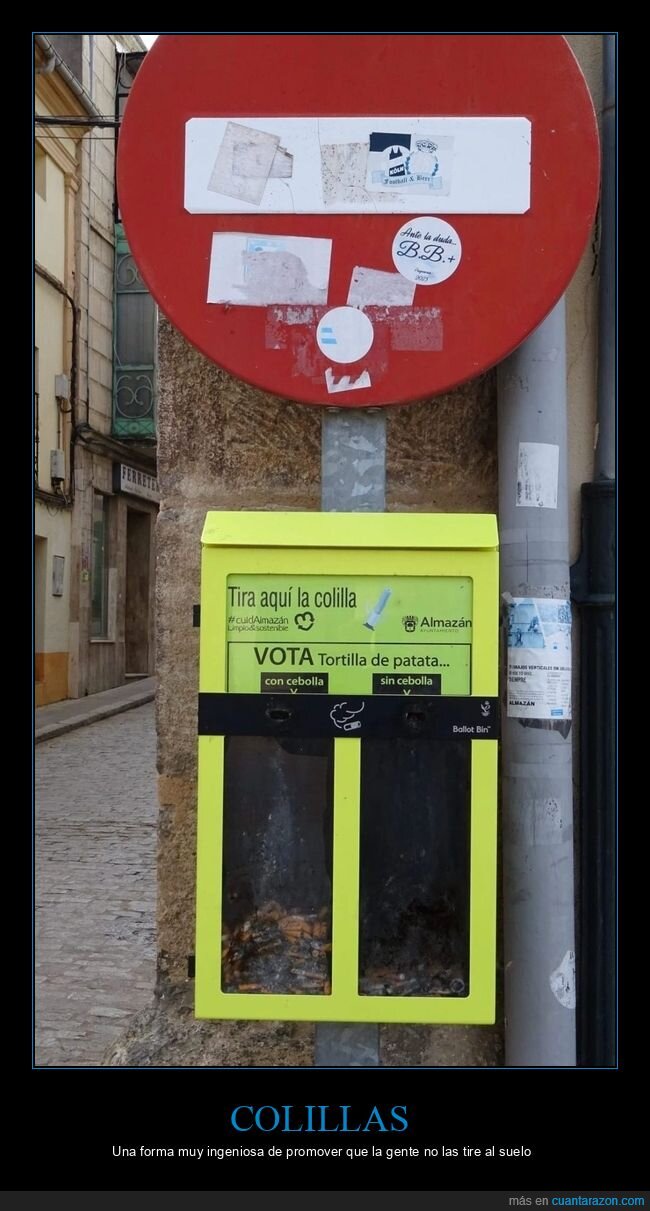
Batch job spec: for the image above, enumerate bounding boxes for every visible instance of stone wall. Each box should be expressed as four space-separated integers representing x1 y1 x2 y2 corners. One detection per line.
154 319 500 1065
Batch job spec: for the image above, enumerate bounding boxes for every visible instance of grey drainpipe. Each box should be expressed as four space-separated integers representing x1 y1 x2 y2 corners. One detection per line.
498 298 576 1067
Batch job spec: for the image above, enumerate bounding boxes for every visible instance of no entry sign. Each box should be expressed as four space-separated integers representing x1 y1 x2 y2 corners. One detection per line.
118 34 600 408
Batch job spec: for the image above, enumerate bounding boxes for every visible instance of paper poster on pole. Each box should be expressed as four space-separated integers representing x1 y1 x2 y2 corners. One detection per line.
506 596 572 719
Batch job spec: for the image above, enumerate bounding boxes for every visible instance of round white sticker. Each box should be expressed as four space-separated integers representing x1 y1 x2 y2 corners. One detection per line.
391 216 462 286
316 307 374 364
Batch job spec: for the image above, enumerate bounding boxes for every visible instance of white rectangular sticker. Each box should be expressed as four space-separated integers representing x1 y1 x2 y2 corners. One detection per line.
207 122 280 206
516 442 560 509
347 266 416 307
207 232 332 306
186 117 531 215
506 597 572 720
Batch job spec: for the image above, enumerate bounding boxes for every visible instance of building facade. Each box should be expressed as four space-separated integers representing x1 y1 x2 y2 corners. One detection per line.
35 33 158 705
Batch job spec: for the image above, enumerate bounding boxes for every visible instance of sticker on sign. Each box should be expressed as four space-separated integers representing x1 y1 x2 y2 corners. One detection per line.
392 218 462 286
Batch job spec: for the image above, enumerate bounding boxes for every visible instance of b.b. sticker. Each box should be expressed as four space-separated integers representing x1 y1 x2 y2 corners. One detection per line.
391 217 462 286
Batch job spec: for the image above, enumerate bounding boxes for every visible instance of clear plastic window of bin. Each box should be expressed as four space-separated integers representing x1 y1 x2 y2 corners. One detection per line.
359 738 470 997
221 736 333 995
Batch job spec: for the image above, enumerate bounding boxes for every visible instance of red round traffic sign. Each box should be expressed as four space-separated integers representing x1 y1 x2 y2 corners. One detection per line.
118 34 600 408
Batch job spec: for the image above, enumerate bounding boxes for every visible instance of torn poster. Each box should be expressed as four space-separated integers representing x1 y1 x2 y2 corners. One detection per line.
320 142 372 207
325 368 371 394
506 596 572 720
264 305 443 357
549 950 576 1009
347 266 416 307
207 232 332 306
207 122 281 206
516 442 559 509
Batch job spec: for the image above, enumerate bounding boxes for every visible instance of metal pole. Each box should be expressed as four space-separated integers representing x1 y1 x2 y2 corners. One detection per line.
571 33 616 1066
314 407 385 1067
498 297 576 1066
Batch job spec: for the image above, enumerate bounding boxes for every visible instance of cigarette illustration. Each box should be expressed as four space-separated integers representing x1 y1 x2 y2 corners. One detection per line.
330 702 365 731
364 588 392 630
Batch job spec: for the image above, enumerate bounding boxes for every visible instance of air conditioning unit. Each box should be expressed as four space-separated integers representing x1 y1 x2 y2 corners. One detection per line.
50 449 65 485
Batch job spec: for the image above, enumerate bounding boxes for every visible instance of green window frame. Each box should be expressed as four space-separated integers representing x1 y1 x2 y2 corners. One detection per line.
113 222 157 440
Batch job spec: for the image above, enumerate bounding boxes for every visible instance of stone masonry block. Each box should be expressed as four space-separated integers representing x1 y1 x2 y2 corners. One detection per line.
387 371 498 513
89 348 113 390
90 321 113 360
90 258 113 298
89 287 113 331
158 317 321 508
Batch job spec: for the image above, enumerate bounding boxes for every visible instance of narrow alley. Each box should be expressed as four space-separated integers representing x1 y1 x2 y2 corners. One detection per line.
35 703 157 1066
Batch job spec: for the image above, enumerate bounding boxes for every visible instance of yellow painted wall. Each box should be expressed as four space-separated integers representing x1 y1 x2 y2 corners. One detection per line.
34 91 77 704
35 283 66 492
35 503 71 705
34 129 66 284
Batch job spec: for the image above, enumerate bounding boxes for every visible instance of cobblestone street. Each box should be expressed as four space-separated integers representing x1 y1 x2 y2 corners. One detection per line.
35 703 157 1066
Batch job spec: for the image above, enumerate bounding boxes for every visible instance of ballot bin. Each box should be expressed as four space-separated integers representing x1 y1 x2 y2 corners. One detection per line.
196 511 498 1024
